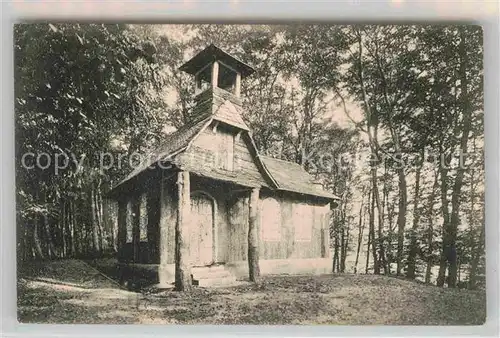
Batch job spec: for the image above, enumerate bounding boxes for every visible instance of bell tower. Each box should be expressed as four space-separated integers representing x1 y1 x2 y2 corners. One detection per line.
179 44 255 127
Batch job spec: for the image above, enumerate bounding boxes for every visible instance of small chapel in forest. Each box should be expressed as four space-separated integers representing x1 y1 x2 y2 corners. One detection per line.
107 44 340 288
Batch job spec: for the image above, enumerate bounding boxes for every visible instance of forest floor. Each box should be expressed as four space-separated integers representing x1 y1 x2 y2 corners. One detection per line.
17 259 486 325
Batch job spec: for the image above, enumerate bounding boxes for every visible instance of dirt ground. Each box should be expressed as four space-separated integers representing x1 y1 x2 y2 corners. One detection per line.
17 259 486 325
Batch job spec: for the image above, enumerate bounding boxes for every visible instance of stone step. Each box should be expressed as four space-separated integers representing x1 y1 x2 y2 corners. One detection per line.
191 265 225 275
192 269 233 280
190 264 238 287
194 275 237 287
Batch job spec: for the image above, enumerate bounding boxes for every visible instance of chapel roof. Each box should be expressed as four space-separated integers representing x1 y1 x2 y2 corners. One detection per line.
112 116 211 191
108 112 339 202
260 156 340 200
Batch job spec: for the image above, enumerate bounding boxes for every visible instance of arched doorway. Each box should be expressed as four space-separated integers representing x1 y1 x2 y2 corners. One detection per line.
189 191 216 266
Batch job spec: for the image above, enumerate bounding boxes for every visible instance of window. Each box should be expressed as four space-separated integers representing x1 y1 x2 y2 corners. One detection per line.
293 203 313 242
260 198 281 241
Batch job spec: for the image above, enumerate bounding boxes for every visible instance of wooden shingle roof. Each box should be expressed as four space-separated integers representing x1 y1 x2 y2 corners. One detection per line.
110 117 212 191
213 100 249 131
260 156 340 200
174 159 268 189
108 117 339 202
179 44 255 78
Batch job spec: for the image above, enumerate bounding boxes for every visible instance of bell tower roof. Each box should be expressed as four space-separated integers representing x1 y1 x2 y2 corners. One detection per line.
179 44 255 78
179 44 254 130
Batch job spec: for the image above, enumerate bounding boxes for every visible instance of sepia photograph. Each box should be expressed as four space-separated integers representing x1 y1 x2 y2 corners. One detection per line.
15 23 485 325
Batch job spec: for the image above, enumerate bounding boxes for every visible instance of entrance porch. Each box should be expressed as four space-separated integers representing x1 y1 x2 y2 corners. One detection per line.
116 169 260 288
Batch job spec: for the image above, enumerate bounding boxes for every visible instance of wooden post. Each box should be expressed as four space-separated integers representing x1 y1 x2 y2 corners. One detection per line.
234 72 241 97
175 171 192 291
146 186 160 264
211 61 219 89
158 174 171 287
117 198 127 259
132 195 141 263
248 187 260 282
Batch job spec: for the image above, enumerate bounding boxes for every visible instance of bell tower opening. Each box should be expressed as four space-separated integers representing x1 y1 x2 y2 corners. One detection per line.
180 44 255 99
217 62 238 93
194 61 240 96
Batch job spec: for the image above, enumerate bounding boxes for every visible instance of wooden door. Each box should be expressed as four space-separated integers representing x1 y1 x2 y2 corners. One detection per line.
190 193 214 266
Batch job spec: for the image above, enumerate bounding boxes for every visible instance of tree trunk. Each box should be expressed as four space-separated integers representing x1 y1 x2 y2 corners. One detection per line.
436 162 450 286
446 28 474 288
97 186 105 250
70 200 77 256
339 195 350 273
20 220 30 262
424 258 432 284
43 214 57 258
94 182 104 252
343 222 350 272
332 212 339 272
380 166 390 275
468 163 483 289
437 29 474 288
332 232 338 272
395 169 407 276
365 228 371 274
425 170 439 284
468 221 484 289
248 187 261 282
28 221 36 260
368 180 379 274
33 219 44 259
406 164 422 279
354 27 384 275
91 188 100 254
354 195 366 274
61 201 67 257
175 171 192 291
17 213 25 263
386 198 396 274
369 161 386 275
457 258 461 283
377 203 388 276
340 224 346 273
65 200 73 257
369 25 408 277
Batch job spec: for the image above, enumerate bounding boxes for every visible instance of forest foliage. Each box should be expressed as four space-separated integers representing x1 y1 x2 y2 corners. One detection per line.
15 24 484 289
